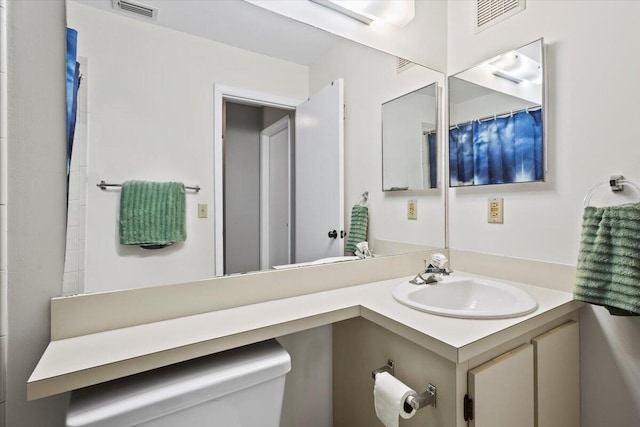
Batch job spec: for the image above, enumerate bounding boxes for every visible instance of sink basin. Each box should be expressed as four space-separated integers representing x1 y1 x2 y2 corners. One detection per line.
393 276 538 319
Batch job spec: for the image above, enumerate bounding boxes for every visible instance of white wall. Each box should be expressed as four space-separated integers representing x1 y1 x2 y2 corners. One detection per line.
0 0 8 422
6 1 69 425
450 90 537 126
310 39 446 249
67 2 308 292
447 1 640 424
246 0 448 72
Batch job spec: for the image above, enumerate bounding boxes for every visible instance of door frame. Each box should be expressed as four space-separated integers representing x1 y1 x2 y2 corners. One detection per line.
259 116 292 270
213 84 300 276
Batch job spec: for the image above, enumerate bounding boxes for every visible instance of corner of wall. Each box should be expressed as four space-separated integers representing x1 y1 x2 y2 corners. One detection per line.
5 0 69 424
0 0 8 424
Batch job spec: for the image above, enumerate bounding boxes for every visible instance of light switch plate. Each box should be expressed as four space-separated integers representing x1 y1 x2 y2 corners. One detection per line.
407 200 417 220
488 198 503 224
198 203 208 218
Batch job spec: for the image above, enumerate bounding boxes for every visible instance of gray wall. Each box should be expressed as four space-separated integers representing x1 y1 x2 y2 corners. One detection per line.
6 0 69 425
224 102 262 274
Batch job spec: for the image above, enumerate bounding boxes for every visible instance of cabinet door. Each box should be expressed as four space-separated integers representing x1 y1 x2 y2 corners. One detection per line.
532 321 580 427
468 343 534 427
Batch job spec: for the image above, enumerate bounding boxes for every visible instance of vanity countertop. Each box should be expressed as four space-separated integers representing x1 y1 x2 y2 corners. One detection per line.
27 272 582 400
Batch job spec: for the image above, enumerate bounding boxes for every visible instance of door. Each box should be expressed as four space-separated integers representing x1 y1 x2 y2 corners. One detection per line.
468 343 534 427
260 116 291 269
532 322 580 427
295 79 344 263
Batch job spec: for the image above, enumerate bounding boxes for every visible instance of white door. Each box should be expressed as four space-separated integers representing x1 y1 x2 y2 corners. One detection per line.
295 79 344 263
468 343 534 427
532 322 580 427
260 116 291 270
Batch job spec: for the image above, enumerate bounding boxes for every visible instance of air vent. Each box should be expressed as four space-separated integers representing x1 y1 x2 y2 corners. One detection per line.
112 0 158 20
476 0 525 33
397 57 415 74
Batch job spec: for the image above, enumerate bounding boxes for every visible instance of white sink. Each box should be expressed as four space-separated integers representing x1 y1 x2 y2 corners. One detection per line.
393 276 538 319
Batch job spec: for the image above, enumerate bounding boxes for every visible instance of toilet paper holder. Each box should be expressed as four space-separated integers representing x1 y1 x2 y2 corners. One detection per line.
372 360 437 411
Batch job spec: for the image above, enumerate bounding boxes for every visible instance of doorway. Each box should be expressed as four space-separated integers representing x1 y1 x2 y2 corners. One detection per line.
223 101 293 275
213 81 345 276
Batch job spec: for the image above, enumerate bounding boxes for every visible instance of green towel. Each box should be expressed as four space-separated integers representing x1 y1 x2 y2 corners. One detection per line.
119 180 186 246
573 202 640 315
345 205 368 254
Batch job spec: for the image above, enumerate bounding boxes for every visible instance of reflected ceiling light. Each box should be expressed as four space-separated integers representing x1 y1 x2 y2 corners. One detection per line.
489 51 542 84
309 0 415 27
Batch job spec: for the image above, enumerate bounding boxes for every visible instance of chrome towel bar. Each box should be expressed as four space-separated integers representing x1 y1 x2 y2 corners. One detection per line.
97 180 201 193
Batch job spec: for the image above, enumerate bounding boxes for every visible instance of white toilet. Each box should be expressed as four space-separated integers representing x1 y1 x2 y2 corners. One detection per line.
65 339 291 427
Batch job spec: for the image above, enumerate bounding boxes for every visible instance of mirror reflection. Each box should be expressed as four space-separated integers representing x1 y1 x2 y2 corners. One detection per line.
448 39 544 187
63 0 445 295
382 84 438 192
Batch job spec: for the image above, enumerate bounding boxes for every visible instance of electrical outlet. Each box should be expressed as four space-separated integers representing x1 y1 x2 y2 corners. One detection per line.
488 198 503 224
198 203 208 218
407 200 418 220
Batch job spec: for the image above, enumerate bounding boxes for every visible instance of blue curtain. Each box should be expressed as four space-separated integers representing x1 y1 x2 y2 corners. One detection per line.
427 132 437 189
66 28 80 193
449 109 543 186
449 124 474 186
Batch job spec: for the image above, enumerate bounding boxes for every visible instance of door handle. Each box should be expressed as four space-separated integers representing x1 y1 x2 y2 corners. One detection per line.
328 230 338 239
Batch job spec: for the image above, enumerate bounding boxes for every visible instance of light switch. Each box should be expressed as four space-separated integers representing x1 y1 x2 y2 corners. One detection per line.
488 198 503 224
407 200 417 220
198 203 208 218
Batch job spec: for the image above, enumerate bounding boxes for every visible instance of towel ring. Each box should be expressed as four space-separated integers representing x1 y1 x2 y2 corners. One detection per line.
356 191 369 206
583 177 640 207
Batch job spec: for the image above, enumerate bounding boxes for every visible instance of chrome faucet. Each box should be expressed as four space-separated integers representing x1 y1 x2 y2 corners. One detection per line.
409 258 451 285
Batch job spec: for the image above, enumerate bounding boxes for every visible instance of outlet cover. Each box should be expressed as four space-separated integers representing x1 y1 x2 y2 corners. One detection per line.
198 203 208 218
408 200 418 220
488 198 504 224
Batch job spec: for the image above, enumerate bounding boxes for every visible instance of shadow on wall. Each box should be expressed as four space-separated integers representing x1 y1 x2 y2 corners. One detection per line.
579 305 640 427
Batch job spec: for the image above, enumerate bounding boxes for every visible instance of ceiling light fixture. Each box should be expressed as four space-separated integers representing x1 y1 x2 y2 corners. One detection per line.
489 51 542 84
309 0 415 27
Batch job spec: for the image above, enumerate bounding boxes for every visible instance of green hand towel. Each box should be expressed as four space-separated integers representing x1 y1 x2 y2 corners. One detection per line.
119 180 186 246
345 205 368 254
573 202 640 315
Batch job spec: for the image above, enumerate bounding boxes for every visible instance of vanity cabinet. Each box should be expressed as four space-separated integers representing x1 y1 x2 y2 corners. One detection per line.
466 321 579 427
334 317 580 427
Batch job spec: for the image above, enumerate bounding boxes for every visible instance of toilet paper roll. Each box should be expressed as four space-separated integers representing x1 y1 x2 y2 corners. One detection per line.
373 372 417 427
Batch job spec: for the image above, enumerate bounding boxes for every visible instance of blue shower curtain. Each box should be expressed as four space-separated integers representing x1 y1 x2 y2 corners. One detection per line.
449 109 543 186
66 28 80 193
449 123 474 186
428 132 437 189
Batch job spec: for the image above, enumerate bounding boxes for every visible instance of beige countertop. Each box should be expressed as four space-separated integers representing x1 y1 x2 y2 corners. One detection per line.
27 272 581 400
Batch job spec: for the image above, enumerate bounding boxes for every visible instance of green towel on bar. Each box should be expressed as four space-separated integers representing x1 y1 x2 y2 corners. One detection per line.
119 180 186 246
573 202 640 315
345 205 368 254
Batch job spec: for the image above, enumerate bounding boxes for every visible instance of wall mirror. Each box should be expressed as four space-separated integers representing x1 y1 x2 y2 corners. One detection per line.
63 0 446 295
382 83 438 192
448 39 544 187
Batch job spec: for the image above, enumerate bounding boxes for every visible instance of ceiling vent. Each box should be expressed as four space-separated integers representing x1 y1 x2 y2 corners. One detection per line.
476 0 525 33
111 0 158 21
397 57 415 74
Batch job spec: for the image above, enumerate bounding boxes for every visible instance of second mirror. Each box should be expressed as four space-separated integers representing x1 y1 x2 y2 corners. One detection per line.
382 83 438 192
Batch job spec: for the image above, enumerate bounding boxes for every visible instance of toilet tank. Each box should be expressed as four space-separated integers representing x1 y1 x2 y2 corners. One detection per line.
65 339 291 427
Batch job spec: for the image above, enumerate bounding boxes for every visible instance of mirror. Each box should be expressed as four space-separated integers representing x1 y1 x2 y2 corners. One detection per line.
382 84 438 191
63 0 446 295
448 39 544 187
